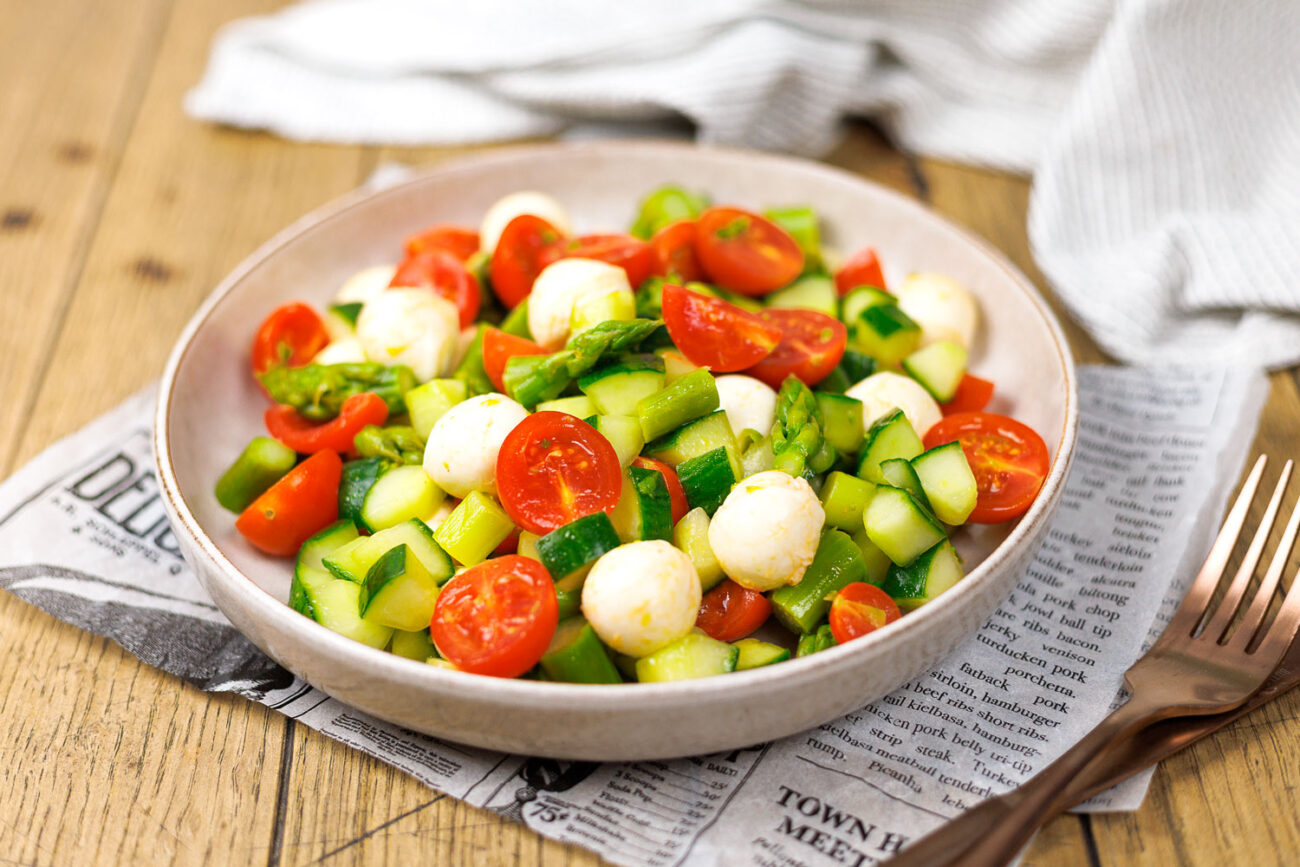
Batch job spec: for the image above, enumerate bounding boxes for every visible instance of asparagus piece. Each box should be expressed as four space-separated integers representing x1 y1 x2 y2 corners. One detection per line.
260 362 416 421
770 375 837 478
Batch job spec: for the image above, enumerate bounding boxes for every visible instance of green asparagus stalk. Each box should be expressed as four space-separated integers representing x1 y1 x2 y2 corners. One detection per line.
504 318 663 409
353 425 425 466
214 436 297 513
771 375 837 478
259 362 416 421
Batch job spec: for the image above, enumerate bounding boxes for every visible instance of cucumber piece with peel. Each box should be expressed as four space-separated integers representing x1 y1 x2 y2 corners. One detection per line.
359 544 441 632
864 486 946 567
902 341 968 402
911 441 978 525
636 632 739 682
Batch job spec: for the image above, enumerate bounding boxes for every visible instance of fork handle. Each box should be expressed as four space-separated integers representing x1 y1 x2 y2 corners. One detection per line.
885 696 1163 867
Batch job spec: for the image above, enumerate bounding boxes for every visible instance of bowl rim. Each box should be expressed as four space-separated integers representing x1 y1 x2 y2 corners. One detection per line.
154 139 1078 711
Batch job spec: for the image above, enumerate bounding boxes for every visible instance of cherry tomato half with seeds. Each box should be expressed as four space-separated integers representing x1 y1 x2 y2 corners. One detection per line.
496 412 623 535
251 302 330 376
482 327 547 393
939 373 995 416
263 391 389 455
489 214 565 309
661 283 783 372
649 220 706 283
693 207 804 296
390 248 481 328
743 308 847 389
829 582 901 644
695 580 772 643
540 233 653 289
430 556 558 678
834 246 887 296
403 224 480 261
924 411 1050 523
631 456 689 525
235 450 342 557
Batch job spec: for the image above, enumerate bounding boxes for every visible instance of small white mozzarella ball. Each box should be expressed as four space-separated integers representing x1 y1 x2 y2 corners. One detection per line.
478 191 572 254
335 264 396 305
715 375 778 437
422 394 528 498
708 471 823 592
312 337 367 365
846 371 942 437
356 288 459 382
582 541 702 658
894 272 979 349
528 258 633 349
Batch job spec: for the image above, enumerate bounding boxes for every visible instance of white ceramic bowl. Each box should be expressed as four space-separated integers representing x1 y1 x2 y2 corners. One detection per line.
155 142 1077 760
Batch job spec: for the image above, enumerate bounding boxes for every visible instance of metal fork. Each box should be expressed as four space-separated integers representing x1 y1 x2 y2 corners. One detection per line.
886 455 1300 867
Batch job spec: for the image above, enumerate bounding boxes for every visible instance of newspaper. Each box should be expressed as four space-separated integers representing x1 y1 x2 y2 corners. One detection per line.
0 364 1267 865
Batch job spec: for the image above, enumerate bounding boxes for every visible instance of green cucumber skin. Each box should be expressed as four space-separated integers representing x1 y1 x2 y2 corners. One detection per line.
635 633 739 682
878 458 928 506
499 299 532 339
770 530 867 635
540 619 623 684
644 410 735 467
358 544 410 617
677 447 737 515
215 436 298 514
536 512 622 579
857 409 924 484
339 458 386 529
882 540 963 610
556 587 582 621
838 349 877 384
733 638 791 670
630 465 674 541
818 472 876 532
864 486 946 566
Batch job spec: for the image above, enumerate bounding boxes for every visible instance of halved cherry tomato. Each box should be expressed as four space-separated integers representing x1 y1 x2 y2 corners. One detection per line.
693 207 803 296
648 220 705 283
631 456 688 525
940 373 995 416
496 412 623 535
390 248 481 328
403 224 480 261
251 302 329 376
744 308 847 389
235 450 342 557
490 214 565 309
430 556 558 678
695 580 772 643
924 412 1049 524
264 392 389 454
829 582 901 644
540 233 654 288
482 328 547 393
834 246 887 297
661 284 782 372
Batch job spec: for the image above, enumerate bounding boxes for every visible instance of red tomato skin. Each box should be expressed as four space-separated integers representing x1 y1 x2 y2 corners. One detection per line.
235 450 342 557
834 246 888 297
631 457 689 525
541 233 654 288
744 308 847 389
490 215 565 309
492 528 521 556
939 373 995 416
430 556 558 678
404 224 480 261
251 302 329 376
264 392 389 454
649 220 706 283
496 412 623 535
924 411 1050 524
482 328 547 393
693 207 804 296
695 580 772 642
829 582 902 644
661 283 783 372
389 248 481 328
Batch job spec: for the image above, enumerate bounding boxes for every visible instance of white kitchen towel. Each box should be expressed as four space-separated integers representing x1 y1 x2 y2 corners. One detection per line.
186 0 1300 368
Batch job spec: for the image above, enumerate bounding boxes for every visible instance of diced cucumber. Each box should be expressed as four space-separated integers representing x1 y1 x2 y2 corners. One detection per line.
840 286 894 326
672 507 724 591
433 491 515 565
911 442 978 525
323 518 454 585
328 301 364 329
838 349 877 384
733 638 791 670
677 446 740 515
796 624 837 657
817 367 851 394
610 467 674 542
864 486 947 566
644 410 736 467
818 472 876 531
764 205 823 275
406 379 467 440
517 530 542 562
578 356 666 416
850 527 894 586
878 459 928 507
636 632 739 682
593 415 645 467
556 585 582 621
215 436 297 514
882 540 963 610
536 512 622 580
770 529 866 635
536 395 597 418
636 368 719 441
764 275 837 316
851 304 921 366
359 544 441 632
499 298 532 338
739 434 775 478
572 288 637 335
339 458 385 529
295 567 394 649
360 465 445 532
660 350 701 383
390 628 437 661
540 618 623 684
815 393 865 455
290 520 362 619
903 341 968 402
857 409 924 484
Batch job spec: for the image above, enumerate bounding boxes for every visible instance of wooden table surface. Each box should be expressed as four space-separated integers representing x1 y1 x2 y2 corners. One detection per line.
3 1 1298 864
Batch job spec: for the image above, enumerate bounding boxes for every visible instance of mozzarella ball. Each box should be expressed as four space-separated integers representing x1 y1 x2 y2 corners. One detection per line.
846 371 942 437
715 375 778 437
479 191 572 254
894 272 979 349
708 471 824 592
356 288 460 382
335 264 396 305
312 337 367 365
528 258 633 349
422 394 528 498
582 540 702 657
